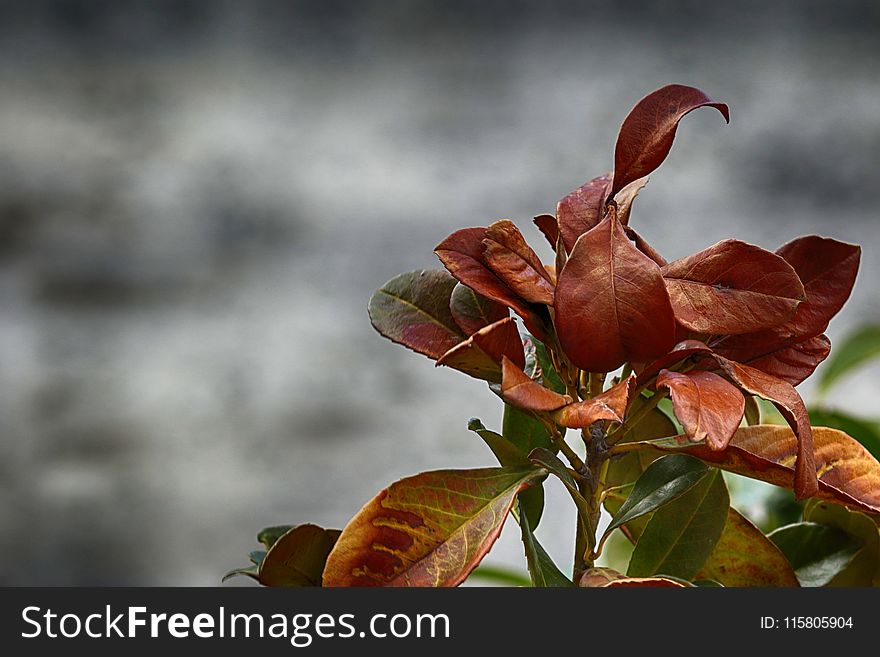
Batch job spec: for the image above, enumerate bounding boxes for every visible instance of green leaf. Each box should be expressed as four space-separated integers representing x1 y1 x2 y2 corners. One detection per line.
803 501 880 586
768 522 862 587
627 469 729 580
257 525 295 550
248 550 267 566
468 418 530 467
528 448 591 538
744 395 761 426
605 454 709 537
698 507 799 587
502 403 556 455
259 524 342 587
809 408 880 461
518 500 574 587
532 336 566 394
467 565 531 587
222 566 259 583
817 325 880 394
468 418 544 529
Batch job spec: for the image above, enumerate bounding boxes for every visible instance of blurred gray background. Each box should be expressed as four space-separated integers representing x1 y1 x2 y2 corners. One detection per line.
1 0 878 585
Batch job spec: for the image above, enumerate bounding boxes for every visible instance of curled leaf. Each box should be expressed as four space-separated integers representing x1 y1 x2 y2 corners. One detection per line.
553 376 635 428
482 220 555 304
436 316 525 382
656 370 745 451
532 213 560 250
322 467 544 587
556 173 612 252
501 356 571 412
661 240 805 335
610 84 729 197
436 227 547 339
554 210 676 373
368 269 464 360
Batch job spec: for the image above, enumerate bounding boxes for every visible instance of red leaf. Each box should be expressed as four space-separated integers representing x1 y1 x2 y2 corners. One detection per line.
734 334 831 386
661 240 805 335
553 376 635 428
611 84 729 197
713 237 860 379
436 317 525 382
643 425 880 514
449 282 509 336
482 220 555 305
625 226 667 266
555 210 676 373
656 370 744 451
776 236 861 339
532 213 559 250
435 227 549 339
615 176 649 227
556 173 612 252
708 355 817 499
636 339 713 385
501 356 571 412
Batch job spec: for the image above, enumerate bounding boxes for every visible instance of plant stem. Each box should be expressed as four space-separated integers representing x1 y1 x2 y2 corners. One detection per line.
607 389 669 444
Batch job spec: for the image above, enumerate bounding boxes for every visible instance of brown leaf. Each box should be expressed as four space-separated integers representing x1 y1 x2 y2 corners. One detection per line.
697 507 799 587
736 334 831 387
368 269 466 360
625 226 667 266
436 317 525 382
553 376 635 428
610 84 729 197
532 213 559 250
661 240 805 335
554 209 676 373
712 237 860 379
435 227 549 340
482 220 555 305
615 176 649 226
322 467 544 586
501 356 571 412
449 282 509 336
657 370 745 451
709 356 817 499
556 173 612 253
642 425 880 514
635 339 713 385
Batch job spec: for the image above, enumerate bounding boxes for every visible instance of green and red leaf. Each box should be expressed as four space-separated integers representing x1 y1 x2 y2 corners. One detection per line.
322 467 544 587
368 269 465 360
449 282 509 336
610 84 729 197
554 209 676 373
656 369 745 451
662 240 805 334
697 508 799 587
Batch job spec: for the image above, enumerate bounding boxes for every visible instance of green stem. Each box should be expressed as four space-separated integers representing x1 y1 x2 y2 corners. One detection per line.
607 389 669 444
